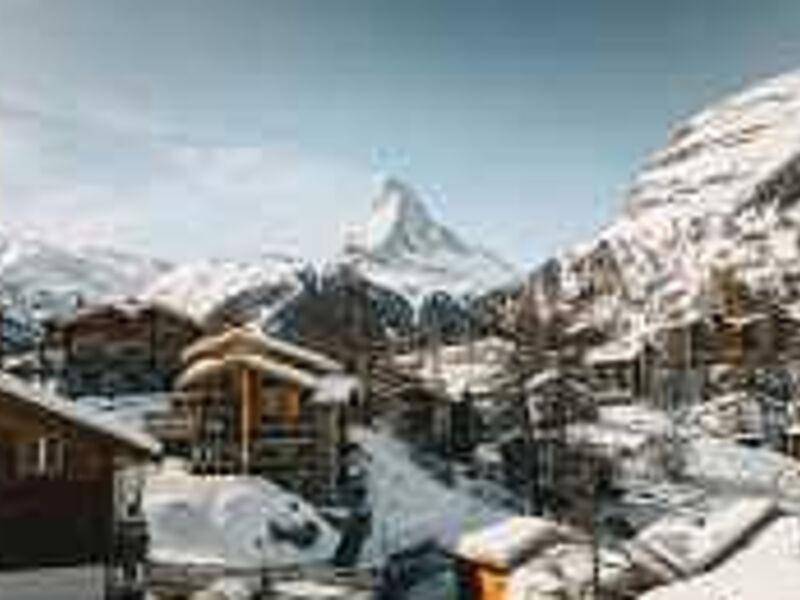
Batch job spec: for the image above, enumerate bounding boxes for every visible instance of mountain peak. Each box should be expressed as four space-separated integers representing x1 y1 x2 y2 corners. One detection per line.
346 177 518 300
361 177 452 256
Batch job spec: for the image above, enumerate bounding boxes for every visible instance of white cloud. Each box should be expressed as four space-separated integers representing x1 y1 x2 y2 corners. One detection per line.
0 90 374 261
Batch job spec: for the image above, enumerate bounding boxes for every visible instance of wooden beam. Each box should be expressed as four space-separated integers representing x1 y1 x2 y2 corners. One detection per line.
241 366 252 474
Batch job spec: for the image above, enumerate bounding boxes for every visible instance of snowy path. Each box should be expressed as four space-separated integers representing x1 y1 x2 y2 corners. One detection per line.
352 427 511 565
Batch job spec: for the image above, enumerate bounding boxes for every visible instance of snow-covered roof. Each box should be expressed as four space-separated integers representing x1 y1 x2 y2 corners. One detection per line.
525 369 592 397
395 336 512 398
176 354 319 390
310 373 360 405
687 391 784 439
0 372 160 456
567 422 652 455
640 515 800 600
634 496 776 577
585 334 647 365
182 325 342 374
683 436 800 501
54 298 199 328
453 516 574 570
507 542 632 600
597 405 673 437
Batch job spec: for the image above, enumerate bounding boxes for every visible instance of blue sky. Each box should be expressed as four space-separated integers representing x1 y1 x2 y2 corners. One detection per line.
3 0 800 267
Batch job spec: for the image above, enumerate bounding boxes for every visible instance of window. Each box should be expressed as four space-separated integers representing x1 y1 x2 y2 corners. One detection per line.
17 436 66 478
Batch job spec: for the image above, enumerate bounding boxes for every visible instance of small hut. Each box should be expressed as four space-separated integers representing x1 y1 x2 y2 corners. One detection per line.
158 325 357 503
0 372 158 570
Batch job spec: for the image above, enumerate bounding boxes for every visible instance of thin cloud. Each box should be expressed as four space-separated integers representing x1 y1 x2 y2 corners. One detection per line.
0 89 374 261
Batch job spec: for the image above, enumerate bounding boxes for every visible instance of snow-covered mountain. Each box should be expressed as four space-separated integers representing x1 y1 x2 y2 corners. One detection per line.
142 255 305 325
0 231 169 320
343 178 519 302
2 178 517 333
525 69 800 337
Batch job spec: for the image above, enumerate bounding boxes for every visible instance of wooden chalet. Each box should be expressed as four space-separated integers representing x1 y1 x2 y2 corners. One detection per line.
151 325 357 503
366 354 461 453
45 300 202 398
0 371 159 570
584 334 656 402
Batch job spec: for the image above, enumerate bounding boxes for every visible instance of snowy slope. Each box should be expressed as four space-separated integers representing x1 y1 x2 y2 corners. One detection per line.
142 255 304 324
353 427 511 564
534 70 800 336
0 231 168 319
344 178 519 302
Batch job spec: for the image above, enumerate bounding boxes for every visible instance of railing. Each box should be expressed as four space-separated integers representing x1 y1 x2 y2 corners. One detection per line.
145 561 378 598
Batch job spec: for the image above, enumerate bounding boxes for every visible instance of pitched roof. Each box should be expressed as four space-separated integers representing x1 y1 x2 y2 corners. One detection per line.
182 325 342 373
175 353 319 390
0 372 160 456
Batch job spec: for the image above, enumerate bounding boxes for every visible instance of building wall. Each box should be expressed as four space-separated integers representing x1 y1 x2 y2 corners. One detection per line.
0 396 120 568
175 372 343 503
50 307 199 398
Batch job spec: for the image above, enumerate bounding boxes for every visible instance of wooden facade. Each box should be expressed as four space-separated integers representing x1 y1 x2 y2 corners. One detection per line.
45 300 202 398
0 372 157 569
151 326 355 504
585 337 656 401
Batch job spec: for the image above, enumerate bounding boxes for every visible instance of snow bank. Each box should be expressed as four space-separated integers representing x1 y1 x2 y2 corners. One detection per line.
685 436 800 503
633 497 776 577
143 462 339 568
640 515 800 600
192 578 255 600
270 579 372 600
507 543 632 600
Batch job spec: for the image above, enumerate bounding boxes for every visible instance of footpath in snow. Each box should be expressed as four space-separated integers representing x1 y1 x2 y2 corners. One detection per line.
352 426 511 565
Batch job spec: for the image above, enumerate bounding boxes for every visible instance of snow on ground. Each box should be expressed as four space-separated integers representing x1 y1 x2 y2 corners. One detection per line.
684 436 800 506
269 579 373 600
143 461 340 568
395 336 513 398
633 496 776 577
507 542 633 600
351 426 512 564
640 515 800 600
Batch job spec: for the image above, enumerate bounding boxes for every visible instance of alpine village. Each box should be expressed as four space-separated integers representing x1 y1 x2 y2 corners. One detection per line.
8 23 800 600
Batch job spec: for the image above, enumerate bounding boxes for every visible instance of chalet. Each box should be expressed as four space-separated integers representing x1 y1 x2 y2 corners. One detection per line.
786 422 800 460
151 325 357 503
518 369 602 518
584 334 656 402
45 300 202 398
688 390 789 449
525 368 596 429
0 372 158 595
